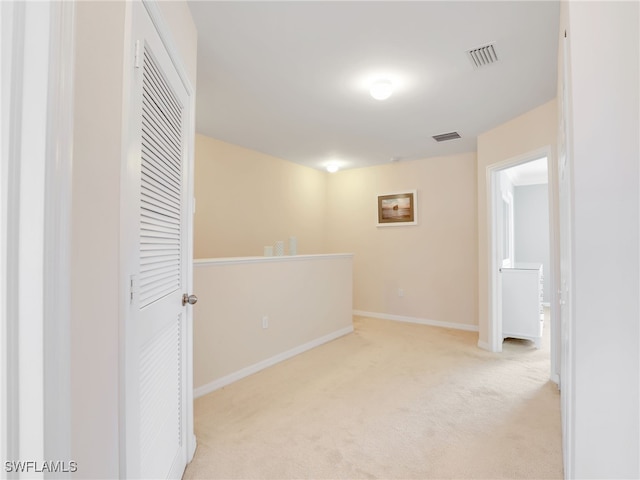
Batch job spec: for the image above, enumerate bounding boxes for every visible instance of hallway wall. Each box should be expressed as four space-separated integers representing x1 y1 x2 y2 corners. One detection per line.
326 153 479 328
194 135 328 258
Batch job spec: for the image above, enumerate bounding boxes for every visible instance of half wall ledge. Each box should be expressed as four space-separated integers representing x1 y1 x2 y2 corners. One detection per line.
194 253 354 266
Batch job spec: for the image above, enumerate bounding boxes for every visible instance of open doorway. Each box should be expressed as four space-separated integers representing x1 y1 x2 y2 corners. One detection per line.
507 158 551 308
488 151 559 383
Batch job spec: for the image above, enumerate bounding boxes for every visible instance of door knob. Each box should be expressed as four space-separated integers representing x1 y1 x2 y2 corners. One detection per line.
182 293 198 306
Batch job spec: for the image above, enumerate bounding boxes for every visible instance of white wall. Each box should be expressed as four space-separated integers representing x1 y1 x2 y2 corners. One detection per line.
514 184 550 303
562 2 640 477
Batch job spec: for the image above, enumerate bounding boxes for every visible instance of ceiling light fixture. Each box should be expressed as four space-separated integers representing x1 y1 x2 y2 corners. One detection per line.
326 163 339 173
369 79 394 100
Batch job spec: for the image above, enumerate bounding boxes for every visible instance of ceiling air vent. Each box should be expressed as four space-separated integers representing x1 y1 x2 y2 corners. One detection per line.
432 132 461 142
467 43 498 69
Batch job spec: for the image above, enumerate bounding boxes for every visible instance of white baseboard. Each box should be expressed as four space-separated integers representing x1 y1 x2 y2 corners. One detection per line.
188 433 197 462
353 310 479 332
477 340 492 351
193 325 354 398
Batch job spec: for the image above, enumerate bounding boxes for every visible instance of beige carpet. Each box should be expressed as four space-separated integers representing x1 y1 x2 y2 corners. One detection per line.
184 315 563 479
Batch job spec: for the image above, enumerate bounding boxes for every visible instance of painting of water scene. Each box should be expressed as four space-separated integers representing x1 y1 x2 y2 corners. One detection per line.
377 191 417 226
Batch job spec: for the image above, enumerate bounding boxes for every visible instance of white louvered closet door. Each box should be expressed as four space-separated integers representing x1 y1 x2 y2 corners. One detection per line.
131 3 190 479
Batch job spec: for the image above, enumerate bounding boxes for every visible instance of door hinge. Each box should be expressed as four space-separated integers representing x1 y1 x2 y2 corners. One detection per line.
130 274 138 303
134 40 141 69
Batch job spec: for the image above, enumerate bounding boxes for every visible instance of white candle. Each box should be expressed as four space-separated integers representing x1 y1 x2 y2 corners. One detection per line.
288 236 297 256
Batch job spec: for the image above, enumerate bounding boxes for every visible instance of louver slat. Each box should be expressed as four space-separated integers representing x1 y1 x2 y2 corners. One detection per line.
142 64 181 132
139 314 181 467
141 143 181 183
140 48 183 309
143 49 182 125
140 216 180 232
142 166 181 199
142 103 182 161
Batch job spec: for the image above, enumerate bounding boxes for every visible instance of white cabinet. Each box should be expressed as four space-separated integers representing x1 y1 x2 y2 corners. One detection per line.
501 264 543 348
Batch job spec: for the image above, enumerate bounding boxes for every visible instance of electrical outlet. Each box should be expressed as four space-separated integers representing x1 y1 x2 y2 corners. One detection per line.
398 288 404 297
262 316 269 329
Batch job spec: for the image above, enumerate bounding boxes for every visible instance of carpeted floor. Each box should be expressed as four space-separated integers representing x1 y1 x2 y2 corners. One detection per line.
183 314 563 479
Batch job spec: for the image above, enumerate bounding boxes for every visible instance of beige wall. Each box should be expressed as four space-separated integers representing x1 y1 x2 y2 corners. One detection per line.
476 100 557 347
193 255 353 394
326 153 478 328
71 3 126 476
194 134 328 258
195 101 556 334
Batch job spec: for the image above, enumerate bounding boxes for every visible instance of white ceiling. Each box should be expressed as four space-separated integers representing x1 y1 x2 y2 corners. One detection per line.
188 1 560 171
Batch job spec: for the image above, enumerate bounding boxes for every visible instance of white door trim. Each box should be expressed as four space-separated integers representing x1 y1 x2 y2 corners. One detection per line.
1 0 76 468
546 146 561 385
43 0 76 466
486 146 560 384
558 24 575 479
141 1 194 97
1 0 23 464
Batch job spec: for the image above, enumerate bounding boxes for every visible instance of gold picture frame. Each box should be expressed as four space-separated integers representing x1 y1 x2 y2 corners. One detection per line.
377 190 417 227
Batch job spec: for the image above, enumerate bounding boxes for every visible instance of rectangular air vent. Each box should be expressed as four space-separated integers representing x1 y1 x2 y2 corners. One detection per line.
432 132 461 142
467 43 498 69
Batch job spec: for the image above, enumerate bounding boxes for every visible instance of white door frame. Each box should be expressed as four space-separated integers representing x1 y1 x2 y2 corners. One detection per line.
1 0 75 469
487 146 560 383
558 25 575 478
119 1 196 476
43 1 75 466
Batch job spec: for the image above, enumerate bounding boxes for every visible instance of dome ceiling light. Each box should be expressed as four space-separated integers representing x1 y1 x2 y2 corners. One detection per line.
369 79 394 100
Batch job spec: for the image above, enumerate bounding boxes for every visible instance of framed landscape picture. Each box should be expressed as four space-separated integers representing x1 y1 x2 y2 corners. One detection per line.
377 190 417 227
